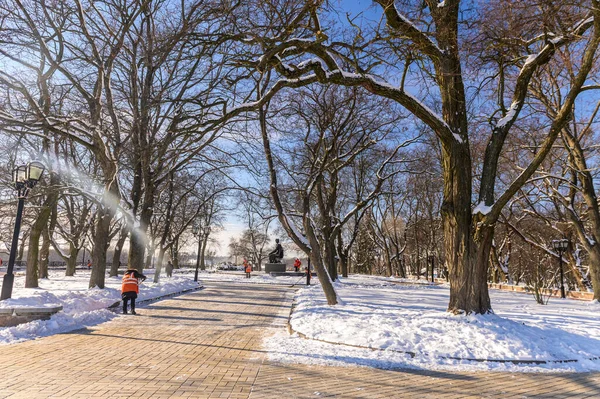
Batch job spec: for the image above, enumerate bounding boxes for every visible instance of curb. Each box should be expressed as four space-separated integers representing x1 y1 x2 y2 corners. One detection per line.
285 296 600 366
109 285 204 311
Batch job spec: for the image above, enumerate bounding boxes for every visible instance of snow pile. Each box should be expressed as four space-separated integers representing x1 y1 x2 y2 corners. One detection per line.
0 271 199 345
271 279 600 372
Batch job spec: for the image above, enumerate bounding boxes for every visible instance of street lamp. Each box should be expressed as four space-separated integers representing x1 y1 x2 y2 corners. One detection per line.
551 238 570 299
192 223 202 282
1 162 46 300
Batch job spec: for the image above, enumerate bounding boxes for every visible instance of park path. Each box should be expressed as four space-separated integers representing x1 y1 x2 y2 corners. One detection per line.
0 282 598 398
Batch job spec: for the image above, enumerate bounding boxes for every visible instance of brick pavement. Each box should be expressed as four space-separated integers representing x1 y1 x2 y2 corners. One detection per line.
0 282 598 398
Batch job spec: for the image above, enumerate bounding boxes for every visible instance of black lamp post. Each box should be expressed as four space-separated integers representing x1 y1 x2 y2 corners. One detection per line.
1 162 45 300
192 223 202 282
552 238 570 299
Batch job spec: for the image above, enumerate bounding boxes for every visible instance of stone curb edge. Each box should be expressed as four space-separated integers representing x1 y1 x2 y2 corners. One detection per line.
284 292 599 366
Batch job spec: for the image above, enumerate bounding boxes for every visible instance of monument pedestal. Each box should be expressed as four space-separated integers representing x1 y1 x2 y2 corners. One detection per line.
265 263 286 273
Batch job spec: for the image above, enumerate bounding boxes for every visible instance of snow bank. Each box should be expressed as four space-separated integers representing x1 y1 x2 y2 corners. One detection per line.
272 278 600 372
0 270 199 345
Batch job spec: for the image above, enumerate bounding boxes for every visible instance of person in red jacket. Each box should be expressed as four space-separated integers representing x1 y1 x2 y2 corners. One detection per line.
243 258 252 278
121 268 146 314
294 258 301 272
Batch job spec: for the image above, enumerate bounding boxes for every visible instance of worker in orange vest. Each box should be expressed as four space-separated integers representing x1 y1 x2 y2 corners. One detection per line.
294 258 301 272
243 258 252 278
121 268 147 314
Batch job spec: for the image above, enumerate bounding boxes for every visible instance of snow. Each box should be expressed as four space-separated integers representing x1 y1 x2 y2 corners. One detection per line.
266 276 600 372
524 54 538 65
0 269 199 345
452 133 463 143
473 201 492 215
496 101 520 129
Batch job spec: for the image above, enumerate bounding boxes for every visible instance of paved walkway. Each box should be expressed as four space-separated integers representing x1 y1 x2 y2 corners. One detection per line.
0 282 599 398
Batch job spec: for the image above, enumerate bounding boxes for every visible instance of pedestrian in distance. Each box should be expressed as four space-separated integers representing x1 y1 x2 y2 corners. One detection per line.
243 258 251 278
87 259 92 270
294 258 301 272
121 268 147 315
166 260 174 277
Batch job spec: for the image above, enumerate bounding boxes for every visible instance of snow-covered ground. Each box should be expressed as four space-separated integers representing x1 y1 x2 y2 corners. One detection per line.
0 270 199 345
266 276 600 373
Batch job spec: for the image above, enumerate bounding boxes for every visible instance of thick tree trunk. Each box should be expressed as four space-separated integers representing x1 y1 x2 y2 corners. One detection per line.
39 226 50 279
110 228 128 277
89 179 119 289
442 140 492 314
323 235 338 281
171 237 180 269
307 233 339 305
65 243 78 276
89 207 112 288
128 205 152 273
562 131 600 300
587 248 600 301
564 252 589 292
339 252 349 278
25 221 44 288
200 235 208 270
25 201 54 288
17 231 26 262
336 230 349 278
153 248 166 283
399 255 407 278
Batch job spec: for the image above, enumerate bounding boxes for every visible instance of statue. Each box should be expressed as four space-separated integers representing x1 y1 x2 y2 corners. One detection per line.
268 239 284 263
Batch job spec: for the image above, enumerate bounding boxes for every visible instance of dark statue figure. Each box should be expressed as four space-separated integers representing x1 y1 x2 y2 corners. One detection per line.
268 239 284 263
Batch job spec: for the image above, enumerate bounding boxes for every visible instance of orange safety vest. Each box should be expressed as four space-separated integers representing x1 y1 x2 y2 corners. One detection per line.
294 259 301 268
244 262 251 273
122 272 139 294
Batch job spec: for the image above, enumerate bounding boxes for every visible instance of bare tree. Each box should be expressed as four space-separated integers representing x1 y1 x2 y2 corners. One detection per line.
229 0 600 313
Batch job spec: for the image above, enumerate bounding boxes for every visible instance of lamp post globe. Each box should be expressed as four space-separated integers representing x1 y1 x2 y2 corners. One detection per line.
27 161 45 185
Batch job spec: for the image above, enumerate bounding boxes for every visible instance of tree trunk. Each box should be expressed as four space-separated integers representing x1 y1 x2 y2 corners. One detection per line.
39 225 50 279
171 237 180 269
110 228 128 277
200 234 208 270
89 207 112 288
65 242 78 276
336 230 349 278
307 233 340 305
145 249 152 270
153 248 166 283
587 247 600 301
443 139 492 314
128 205 152 273
89 179 119 289
17 231 27 262
323 235 337 281
25 220 44 288
25 200 54 288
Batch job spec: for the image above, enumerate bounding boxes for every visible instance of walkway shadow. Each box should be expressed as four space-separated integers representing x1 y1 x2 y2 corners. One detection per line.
146 304 288 319
170 297 290 308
